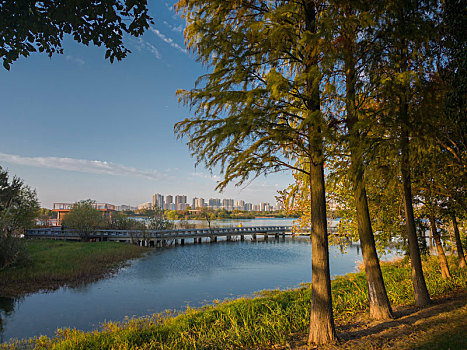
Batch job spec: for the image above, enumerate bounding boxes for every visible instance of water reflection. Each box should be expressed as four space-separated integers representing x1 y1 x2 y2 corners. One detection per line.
0 237 401 343
0 297 18 343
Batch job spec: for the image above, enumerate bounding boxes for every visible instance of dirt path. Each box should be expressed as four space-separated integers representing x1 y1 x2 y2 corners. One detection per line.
288 291 467 350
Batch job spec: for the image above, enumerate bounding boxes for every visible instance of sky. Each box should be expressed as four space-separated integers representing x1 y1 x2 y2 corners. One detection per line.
0 2 292 209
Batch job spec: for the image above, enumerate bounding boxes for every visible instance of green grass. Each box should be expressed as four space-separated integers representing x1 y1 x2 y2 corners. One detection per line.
2 256 466 349
0 239 147 297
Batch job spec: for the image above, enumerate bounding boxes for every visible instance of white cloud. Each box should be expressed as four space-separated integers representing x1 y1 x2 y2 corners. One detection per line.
65 55 85 65
164 2 174 12
0 152 163 181
150 27 187 54
164 20 183 33
133 37 161 59
190 172 222 182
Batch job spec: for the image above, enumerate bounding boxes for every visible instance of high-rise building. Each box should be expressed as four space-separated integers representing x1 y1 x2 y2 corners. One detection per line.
235 200 245 210
260 202 271 211
244 202 253 211
152 193 164 209
208 198 221 208
166 195 174 210
222 198 234 210
175 195 187 210
193 197 205 209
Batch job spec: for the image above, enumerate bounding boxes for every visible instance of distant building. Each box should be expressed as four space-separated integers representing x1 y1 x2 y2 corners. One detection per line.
52 202 117 225
175 195 187 210
208 198 221 209
152 193 164 209
117 204 134 211
222 198 234 210
235 200 245 210
244 202 253 211
193 197 205 209
165 195 173 210
138 202 152 210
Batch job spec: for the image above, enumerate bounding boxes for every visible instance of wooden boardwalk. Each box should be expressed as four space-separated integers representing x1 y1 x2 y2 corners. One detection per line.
25 226 294 247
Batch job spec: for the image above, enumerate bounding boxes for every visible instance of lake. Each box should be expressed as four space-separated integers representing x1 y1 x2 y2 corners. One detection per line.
0 218 401 343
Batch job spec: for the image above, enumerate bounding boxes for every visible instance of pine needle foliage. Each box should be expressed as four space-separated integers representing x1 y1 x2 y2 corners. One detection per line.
175 0 336 189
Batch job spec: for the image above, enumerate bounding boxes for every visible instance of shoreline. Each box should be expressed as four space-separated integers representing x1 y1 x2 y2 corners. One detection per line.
0 240 147 299
2 255 465 349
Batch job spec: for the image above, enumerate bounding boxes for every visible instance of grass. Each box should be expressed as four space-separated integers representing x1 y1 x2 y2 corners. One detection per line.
2 255 466 349
0 239 147 298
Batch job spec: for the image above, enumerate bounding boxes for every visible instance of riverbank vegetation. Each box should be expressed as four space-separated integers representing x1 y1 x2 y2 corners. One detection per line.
0 167 40 271
2 256 465 349
0 240 147 298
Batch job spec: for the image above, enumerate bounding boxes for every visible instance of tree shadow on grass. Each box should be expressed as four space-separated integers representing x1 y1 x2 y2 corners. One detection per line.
328 291 467 350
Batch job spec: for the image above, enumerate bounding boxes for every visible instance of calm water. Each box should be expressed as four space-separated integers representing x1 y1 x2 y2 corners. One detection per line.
0 219 400 342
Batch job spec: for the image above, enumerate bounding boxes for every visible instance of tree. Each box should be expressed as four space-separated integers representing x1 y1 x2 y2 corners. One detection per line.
368 0 439 307
1 0 152 70
140 205 173 230
61 199 104 241
175 0 337 344
335 1 393 319
111 211 144 230
0 166 40 269
200 207 215 230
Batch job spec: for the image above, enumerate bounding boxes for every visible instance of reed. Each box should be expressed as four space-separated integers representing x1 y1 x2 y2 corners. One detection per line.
2 255 465 349
0 239 147 297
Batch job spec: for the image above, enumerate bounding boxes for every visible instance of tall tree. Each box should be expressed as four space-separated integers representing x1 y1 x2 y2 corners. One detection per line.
336 1 393 319
175 0 337 344
371 0 438 306
1 0 152 69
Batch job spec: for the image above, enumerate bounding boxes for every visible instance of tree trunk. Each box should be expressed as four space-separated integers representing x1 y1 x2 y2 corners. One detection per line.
400 131 431 306
451 214 466 268
428 223 433 249
307 157 337 345
304 1 337 344
353 164 394 319
429 215 451 279
343 16 393 320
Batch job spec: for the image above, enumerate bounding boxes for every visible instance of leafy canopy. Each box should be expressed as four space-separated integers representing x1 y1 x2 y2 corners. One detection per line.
1 0 152 69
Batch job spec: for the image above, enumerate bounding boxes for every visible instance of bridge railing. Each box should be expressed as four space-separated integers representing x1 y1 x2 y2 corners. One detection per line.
25 226 294 239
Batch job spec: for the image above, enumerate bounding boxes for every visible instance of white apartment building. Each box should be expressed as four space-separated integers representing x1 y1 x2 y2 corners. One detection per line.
152 193 164 209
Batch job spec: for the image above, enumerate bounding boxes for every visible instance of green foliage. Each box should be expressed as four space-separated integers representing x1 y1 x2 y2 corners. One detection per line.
141 206 173 230
61 200 105 241
110 212 144 230
1 0 152 69
5 256 465 349
175 1 334 189
0 167 40 269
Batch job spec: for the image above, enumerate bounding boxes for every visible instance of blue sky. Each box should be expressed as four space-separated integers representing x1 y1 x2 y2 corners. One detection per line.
0 2 291 209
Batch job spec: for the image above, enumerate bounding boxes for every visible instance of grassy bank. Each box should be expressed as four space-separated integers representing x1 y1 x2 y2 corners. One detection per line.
0 239 147 298
2 256 466 349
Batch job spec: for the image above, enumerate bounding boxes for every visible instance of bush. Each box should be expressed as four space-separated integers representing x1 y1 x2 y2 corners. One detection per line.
0 235 28 270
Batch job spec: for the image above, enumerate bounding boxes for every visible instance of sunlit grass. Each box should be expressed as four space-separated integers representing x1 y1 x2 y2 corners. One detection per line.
2 256 465 349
